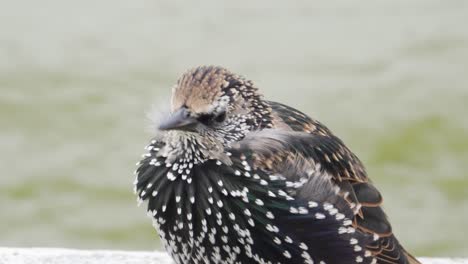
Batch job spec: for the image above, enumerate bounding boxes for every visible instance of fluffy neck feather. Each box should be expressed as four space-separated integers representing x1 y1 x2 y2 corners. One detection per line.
158 131 232 165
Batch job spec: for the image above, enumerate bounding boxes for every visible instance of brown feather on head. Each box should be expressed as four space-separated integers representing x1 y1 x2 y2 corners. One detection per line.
172 66 228 113
156 65 274 163
160 65 273 136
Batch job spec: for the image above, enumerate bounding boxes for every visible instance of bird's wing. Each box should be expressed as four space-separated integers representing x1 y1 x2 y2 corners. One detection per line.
268 101 368 183
249 101 419 264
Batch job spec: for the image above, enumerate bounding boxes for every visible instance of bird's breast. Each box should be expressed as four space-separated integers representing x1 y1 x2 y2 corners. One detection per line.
134 138 376 264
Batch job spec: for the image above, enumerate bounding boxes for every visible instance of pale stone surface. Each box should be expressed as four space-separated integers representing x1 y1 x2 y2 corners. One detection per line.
0 248 170 264
0 247 466 264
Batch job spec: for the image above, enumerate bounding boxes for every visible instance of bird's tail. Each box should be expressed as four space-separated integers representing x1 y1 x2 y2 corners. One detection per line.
404 250 422 264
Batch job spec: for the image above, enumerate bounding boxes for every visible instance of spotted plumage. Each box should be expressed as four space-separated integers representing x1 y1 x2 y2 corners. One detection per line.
134 65 420 264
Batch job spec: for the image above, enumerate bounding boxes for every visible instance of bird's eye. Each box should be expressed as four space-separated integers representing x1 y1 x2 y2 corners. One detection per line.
214 111 226 123
197 111 227 126
197 113 215 125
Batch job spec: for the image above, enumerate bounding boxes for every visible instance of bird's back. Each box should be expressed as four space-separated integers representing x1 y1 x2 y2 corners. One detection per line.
263 101 420 264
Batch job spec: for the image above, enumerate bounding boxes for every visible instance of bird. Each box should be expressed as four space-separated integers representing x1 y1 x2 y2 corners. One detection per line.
134 65 420 264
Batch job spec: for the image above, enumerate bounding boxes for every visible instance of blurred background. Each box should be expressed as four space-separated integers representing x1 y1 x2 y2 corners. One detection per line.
1 0 467 258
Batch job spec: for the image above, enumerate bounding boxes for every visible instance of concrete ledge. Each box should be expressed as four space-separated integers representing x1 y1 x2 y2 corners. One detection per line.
0 248 169 264
0 247 466 264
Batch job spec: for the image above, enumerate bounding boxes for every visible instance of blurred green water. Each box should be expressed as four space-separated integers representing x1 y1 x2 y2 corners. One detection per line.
0 0 467 257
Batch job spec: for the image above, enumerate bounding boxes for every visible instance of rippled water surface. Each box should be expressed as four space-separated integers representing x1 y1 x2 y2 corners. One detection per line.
1 0 467 257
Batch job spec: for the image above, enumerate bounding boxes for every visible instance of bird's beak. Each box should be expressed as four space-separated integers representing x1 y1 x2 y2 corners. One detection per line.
159 107 198 132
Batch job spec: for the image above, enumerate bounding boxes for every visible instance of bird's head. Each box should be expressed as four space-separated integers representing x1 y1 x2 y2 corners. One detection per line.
158 66 272 148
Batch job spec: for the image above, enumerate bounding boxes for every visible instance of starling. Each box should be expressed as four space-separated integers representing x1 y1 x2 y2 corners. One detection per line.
134 66 420 264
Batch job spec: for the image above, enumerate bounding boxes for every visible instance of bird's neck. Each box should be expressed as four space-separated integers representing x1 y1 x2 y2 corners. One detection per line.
158 131 231 165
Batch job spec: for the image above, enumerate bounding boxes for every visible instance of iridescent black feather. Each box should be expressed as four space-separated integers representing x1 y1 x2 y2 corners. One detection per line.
136 139 376 264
